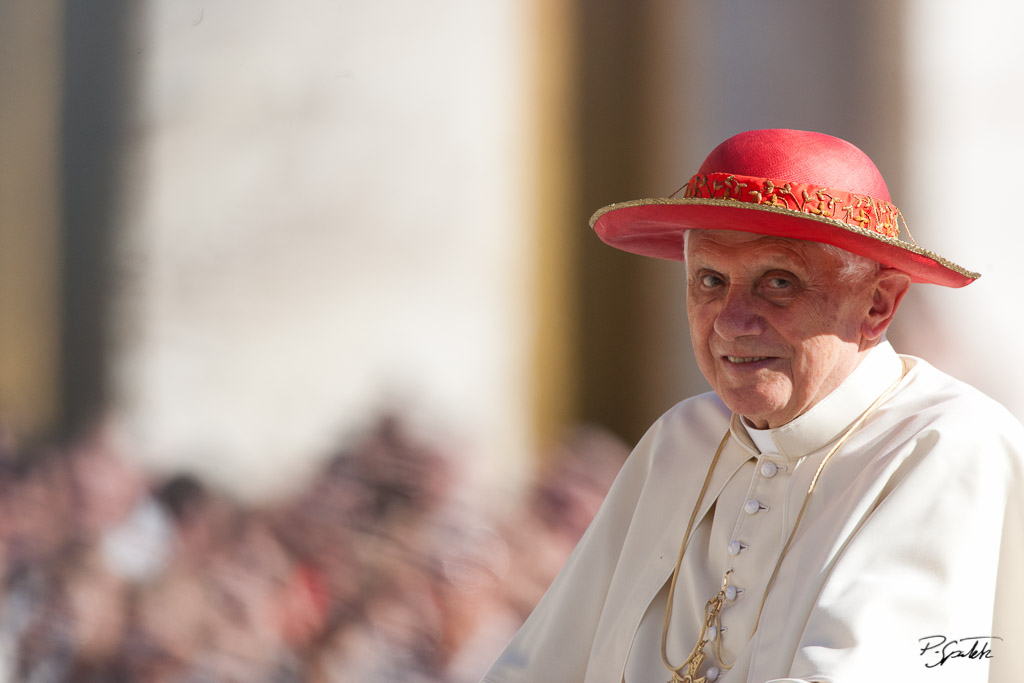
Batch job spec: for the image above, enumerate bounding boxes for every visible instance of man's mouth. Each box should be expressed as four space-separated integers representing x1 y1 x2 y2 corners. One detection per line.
726 356 769 364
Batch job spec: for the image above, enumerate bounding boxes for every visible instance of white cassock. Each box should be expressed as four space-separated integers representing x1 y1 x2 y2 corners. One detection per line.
482 342 1024 683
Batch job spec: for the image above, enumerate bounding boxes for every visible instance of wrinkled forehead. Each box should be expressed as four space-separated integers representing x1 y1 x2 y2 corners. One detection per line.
683 228 828 267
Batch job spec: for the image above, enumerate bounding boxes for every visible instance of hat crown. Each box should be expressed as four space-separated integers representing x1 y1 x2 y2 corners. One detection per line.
697 129 891 202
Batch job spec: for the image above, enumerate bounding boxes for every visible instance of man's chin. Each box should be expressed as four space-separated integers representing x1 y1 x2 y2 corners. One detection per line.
717 390 791 428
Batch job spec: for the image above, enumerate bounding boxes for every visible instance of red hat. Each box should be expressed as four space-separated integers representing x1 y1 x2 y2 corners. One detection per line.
589 129 978 287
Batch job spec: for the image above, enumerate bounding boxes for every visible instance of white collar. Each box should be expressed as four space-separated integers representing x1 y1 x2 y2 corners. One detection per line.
733 341 905 461
744 422 776 454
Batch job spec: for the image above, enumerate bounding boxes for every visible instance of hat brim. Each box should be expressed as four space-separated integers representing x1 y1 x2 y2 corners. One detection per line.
590 198 979 288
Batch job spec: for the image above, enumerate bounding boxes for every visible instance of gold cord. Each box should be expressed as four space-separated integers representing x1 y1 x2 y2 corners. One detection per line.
659 361 907 683
660 432 731 680
898 211 919 247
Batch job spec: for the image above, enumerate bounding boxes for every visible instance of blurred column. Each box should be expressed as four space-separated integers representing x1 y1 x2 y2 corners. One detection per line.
894 0 1024 421
60 0 142 437
0 1 64 439
526 0 579 450
572 0 699 445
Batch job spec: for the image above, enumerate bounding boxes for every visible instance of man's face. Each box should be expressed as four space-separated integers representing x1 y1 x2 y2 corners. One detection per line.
686 229 878 429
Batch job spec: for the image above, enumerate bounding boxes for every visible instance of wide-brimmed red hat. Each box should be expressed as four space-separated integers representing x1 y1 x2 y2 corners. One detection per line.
590 128 978 287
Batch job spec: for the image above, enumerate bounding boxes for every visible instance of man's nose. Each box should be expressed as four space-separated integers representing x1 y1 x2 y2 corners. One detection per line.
713 289 765 339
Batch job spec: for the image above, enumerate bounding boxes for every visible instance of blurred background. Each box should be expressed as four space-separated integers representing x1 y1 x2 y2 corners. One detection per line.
1 0 1022 680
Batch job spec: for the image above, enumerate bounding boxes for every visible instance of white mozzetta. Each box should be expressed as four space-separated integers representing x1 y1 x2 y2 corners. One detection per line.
483 342 1024 682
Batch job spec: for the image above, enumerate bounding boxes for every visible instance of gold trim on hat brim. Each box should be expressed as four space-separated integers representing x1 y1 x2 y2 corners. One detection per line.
589 197 980 285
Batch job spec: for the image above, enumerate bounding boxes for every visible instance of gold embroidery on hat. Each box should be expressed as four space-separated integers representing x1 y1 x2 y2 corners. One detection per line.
683 173 907 240
803 188 838 219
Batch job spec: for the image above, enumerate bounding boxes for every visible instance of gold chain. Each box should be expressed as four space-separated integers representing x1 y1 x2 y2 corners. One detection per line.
659 361 907 683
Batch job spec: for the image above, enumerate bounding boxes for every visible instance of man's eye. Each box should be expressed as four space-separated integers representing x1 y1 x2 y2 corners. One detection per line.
700 274 724 288
765 276 792 290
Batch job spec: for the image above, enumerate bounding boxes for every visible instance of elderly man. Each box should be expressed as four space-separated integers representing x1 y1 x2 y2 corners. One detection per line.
483 129 1024 683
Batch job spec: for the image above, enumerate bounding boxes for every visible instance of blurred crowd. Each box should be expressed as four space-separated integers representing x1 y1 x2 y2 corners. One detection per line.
0 415 627 682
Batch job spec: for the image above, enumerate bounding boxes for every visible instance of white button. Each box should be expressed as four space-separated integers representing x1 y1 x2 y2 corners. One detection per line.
727 540 743 556
724 585 739 601
760 461 779 478
707 625 718 642
743 499 761 515
706 666 721 681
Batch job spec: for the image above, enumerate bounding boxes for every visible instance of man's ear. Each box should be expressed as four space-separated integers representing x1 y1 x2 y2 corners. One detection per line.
862 268 912 341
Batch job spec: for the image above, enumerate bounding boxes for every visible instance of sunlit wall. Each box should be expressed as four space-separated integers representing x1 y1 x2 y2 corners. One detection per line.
112 0 538 499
